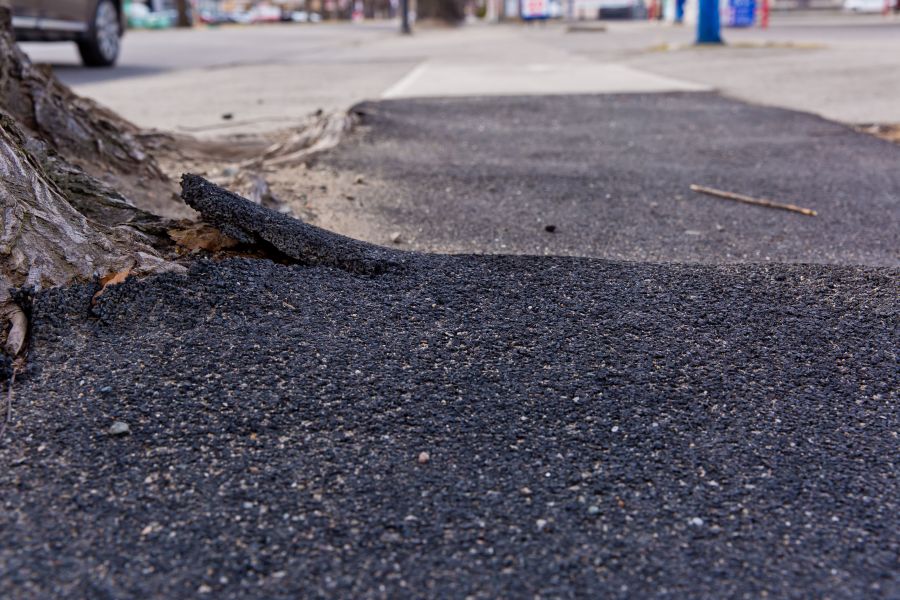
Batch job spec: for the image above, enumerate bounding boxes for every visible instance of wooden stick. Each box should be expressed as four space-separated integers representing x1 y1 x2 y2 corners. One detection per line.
689 184 817 217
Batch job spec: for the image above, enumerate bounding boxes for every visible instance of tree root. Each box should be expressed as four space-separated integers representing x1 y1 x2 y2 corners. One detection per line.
180 174 406 276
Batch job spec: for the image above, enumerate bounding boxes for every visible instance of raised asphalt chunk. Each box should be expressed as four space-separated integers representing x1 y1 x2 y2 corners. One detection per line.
181 174 407 275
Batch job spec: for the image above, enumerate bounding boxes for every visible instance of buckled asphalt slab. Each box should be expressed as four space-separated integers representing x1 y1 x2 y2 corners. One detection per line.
0 177 896 598
7 13 900 596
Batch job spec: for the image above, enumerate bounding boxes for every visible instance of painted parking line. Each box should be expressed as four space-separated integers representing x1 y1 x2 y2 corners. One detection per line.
381 61 710 99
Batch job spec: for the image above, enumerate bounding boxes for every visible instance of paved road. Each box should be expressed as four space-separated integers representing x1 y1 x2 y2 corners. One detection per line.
20 22 418 134
19 21 400 84
321 93 899 266
18 14 900 133
1 188 897 597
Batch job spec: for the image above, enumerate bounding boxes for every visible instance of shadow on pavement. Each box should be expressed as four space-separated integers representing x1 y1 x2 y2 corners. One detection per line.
44 63 170 86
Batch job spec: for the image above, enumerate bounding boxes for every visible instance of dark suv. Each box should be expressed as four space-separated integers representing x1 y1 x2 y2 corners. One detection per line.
12 0 124 67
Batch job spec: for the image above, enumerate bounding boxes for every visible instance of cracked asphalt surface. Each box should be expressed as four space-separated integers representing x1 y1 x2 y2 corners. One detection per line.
324 93 899 266
1 96 899 598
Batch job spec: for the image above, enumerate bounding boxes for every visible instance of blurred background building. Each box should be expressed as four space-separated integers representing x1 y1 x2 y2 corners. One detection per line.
123 0 883 31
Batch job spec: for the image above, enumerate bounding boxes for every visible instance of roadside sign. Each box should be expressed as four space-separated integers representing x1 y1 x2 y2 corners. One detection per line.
521 0 551 19
727 0 755 27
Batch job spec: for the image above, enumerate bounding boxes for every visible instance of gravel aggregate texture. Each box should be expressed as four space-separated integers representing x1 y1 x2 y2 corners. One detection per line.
1 249 897 598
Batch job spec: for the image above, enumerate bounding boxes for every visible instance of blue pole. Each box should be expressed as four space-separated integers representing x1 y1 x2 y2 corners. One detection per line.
697 0 723 44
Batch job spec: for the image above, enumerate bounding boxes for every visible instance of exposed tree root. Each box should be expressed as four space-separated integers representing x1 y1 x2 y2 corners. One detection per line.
855 123 900 144
0 7 364 359
0 8 178 217
181 174 405 276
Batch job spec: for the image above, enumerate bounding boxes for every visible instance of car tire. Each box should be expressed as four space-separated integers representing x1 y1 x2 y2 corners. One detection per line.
77 0 121 67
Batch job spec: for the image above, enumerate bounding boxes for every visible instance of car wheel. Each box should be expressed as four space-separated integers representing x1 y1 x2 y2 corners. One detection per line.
77 0 121 67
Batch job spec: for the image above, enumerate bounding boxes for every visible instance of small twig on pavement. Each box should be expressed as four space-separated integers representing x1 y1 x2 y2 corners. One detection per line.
690 184 818 217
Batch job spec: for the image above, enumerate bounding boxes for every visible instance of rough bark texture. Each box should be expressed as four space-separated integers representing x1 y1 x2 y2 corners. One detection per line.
181 174 405 275
0 7 180 217
240 110 359 169
0 8 181 354
175 0 193 27
0 114 181 349
0 115 168 282
0 7 363 355
415 0 466 23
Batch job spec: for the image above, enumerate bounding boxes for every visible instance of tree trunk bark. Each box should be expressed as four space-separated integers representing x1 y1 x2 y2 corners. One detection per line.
0 8 181 355
175 0 193 28
0 7 181 217
415 0 466 22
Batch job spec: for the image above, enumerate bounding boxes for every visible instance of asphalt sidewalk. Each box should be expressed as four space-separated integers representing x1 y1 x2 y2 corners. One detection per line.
318 93 900 266
5 23 900 596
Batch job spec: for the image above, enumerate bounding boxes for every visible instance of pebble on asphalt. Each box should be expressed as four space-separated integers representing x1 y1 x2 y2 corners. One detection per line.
417 451 430 464
108 421 130 436
544 225 557 233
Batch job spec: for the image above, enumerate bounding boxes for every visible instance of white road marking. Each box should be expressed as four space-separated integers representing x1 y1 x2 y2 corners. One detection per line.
379 62 710 99
382 62 431 99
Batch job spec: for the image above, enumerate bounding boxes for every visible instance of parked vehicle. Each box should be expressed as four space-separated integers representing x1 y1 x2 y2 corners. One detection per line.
11 0 125 66
198 8 235 24
287 10 322 22
842 0 887 11
572 0 646 19
126 3 177 29
597 0 647 18
248 4 282 22
230 4 280 24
